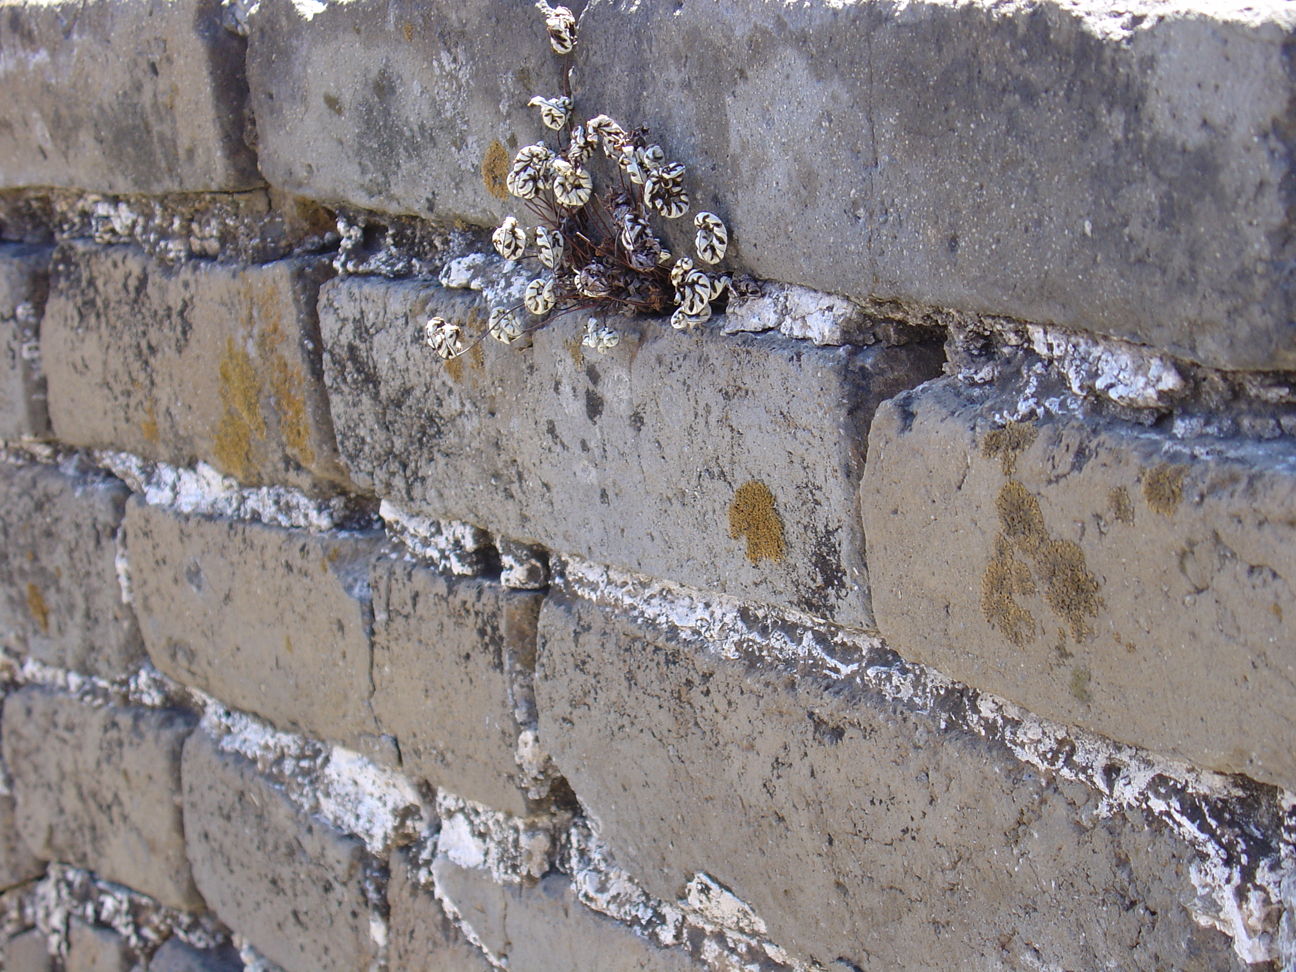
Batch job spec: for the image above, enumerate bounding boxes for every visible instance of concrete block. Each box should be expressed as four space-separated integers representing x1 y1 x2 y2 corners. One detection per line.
321 279 943 629
181 731 382 972
862 375 1296 791
244 0 564 223
371 557 545 814
124 499 383 749
42 243 351 494
148 938 242 972
387 847 493 972
0 0 261 193
434 860 698 972
65 920 130 972
1 687 201 912
0 793 44 891
3 929 52 972
0 244 51 441
534 590 1245 972
0 461 143 680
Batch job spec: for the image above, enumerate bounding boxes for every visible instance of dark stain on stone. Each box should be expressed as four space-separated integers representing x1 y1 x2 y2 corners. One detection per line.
584 388 604 422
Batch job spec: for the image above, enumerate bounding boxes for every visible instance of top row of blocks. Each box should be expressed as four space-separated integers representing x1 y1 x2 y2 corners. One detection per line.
2 0 1296 371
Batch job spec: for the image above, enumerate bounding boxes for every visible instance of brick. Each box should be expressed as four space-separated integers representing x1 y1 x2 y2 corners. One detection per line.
0 461 143 680
65 920 130 972
1 687 201 911
148 938 243 972
0 794 44 891
862 375 1296 791
434 859 698 972
244 0 563 223
321 279 943 629
181 730 382 972
387 847 493 972
124 499 383 749
3 929 52 972
371 557 545 814
0 244 51 441
534 589 1245 972
0 0 260 193
42 243 351 494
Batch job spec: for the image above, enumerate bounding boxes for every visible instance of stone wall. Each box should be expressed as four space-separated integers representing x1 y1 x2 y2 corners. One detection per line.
0 0 1294 970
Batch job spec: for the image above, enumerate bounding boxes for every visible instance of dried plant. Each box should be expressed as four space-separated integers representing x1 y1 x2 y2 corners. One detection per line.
428 0 731 359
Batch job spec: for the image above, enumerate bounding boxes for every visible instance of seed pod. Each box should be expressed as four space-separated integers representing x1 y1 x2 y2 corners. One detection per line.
551 159 593 209
536 0 577 54
670 304 712 332
528 95 572 131
425 317 465 359
670 257 694 288
693 211 728 264
492 216 528 261
636 144 665 171
489 307 526 344
536 226 565 269
676 268 713 316
645 171 689 219
524 277 556 316
582 317 620 354
567 125 599 164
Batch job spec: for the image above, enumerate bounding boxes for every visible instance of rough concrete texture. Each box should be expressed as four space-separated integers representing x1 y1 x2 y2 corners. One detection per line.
245 0 565 223
321 279 943 629
0 793 44 890
534 590 1246 972
4 929 52 972
435 859 699 972
0 460 143 679
148 938 243 972
0 244 51 440
42 243 352 494
181 731 381 972
124 499 383 749
1 687 202 911
387 848 494 972
0 0 261 193
371 557 545 814
65 920 130 972
862 374 1296 792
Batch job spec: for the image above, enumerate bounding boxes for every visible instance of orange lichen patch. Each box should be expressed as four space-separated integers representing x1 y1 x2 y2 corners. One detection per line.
981 420 1038 476
141 401 160 445
444 355 465 383
564 335 585 368
482 140 512 201
402 21 414 41
1108 486 1134 525
213 337 266 483
1143 463 1188 517
26 582 48 634
1035 535 1102 642
981 534 1037 646
728 481 784 564
469 342 486 372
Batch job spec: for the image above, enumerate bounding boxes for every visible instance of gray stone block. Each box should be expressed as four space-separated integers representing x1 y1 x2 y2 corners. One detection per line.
148 938 242 972
321 279 943 629
371 557 545 814
181 731 382 972
42 243 351 494
387 847 493 972
862 375 1296 792
534 590 1245 972
434 860 698 972
0 0 261 193
3 929 52 972
245 0 563 222
0 244 51 441
0 793 44 891
65 920 130 972
1 687 201 912
124 499 383 749
0 461 143 680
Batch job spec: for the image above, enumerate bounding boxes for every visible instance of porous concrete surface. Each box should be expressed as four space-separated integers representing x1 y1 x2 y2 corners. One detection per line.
0 0 261 193
0 792 44 890
148 938 243 972
4 928 52 972
42 243 351 494
245 0 564 223
181 731 381 972
534 589 1245 972
862 375 1296 791
321 279 943 629
1 687 202 911
387 847 494 972
371 557 545 815
124 499 383 748
0 243 51 440
434 858 700 972
0 461 143 680
65 919 130 972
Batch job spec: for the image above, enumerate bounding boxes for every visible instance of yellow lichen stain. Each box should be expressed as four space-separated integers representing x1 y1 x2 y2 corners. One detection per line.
1108 486 1134 525
981 420 1038 476
322 546 341 572
402 21 414 41
469 341 485 373
1069 666 1093 703
1143 463 1188 517
1273 603 1284 623
141 401 160 446
26 582 48 635
728 481 785 564
213 336 266 483
482 140 512 201
444 355 465 383
254 299 315 470
565 335 585 368
981 534 1037 646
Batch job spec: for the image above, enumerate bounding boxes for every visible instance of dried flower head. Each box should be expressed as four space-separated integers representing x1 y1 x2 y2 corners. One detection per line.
535 226 564 269
551 158 593 209
524 276 557 315
582 317 620 353
528 95 572 131
426 317 465 359
536 0 576 54
492 216 528 261
693 212 728 264
489 307 526 344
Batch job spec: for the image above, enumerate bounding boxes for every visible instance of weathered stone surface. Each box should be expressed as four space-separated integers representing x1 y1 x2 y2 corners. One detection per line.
434 859 698 972
0 0 261 193
0 244 50 440
148 938 243 972
65 920 130 972
43 243 351 494
4 929 52 972
181 731 381 972
862 374 1296 791
0 461 143 679
124 499 383 749
1 687 201 911
371 557 545 814
245 0 563 222
387 847 493 972
321 279 942 629
0 793 44 890
535 590 1245 972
